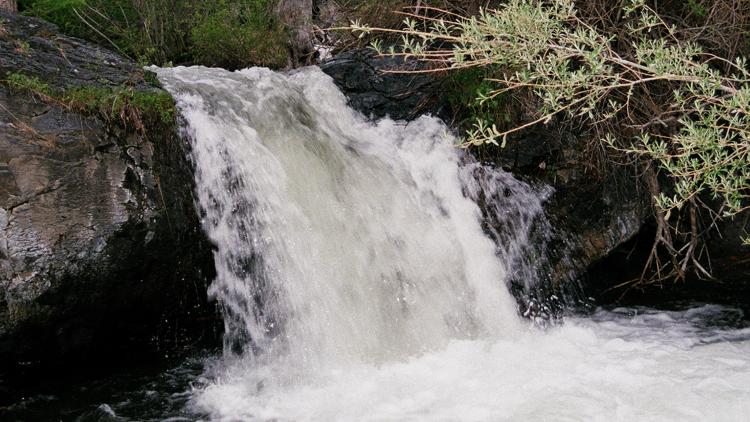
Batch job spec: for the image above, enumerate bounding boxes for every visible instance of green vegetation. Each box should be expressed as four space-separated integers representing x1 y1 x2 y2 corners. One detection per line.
190 2 289 69
17 0 289 69
685 0 708 18
6 73 50 95
18 0 88 37
444 68 514 130
354 0 750 282
5 72 176 131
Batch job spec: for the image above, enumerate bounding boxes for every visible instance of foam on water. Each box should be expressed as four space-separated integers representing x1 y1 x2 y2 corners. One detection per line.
153 66 750 422
191 306 750 421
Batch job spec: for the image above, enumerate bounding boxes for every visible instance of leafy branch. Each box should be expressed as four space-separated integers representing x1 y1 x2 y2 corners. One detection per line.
349 0 750 283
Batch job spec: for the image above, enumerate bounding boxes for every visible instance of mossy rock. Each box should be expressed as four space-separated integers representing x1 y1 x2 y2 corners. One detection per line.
0 11 219 392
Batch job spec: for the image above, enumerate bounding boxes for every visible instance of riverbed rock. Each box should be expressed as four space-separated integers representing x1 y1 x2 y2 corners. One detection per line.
0 11 217 385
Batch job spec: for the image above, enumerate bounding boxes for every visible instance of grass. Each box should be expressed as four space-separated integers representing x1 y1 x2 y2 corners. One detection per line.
5 72 176 131
17 0 290 69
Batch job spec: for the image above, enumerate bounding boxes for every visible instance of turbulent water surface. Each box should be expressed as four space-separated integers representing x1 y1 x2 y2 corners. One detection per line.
5 66 749 421
5 305 750 421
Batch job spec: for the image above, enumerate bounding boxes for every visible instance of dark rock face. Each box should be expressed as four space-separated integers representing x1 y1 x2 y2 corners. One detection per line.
707 218 750 286
321 50 447 121
0 11 217 385
498 127 650 287
586 216 750 307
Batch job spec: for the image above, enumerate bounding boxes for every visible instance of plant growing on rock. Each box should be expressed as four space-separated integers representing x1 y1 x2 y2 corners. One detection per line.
351 0 750 285
5 72 176 132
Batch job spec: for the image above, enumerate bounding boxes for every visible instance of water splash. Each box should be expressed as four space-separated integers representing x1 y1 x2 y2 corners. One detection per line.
5 305 750 421
154 66 529 370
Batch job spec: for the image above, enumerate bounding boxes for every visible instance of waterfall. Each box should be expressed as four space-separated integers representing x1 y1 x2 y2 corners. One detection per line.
155 64 544 412
149 66 750 422
154 65 546 365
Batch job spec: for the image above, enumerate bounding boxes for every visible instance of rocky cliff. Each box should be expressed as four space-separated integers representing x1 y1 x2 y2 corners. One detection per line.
0 11 218 387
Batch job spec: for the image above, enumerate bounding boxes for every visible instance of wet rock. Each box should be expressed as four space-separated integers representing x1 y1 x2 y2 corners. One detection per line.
0 13 148 92
321 49 447 121
0 11 218 383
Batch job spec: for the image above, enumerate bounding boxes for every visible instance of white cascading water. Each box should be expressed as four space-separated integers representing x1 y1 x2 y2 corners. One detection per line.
155 66 750 421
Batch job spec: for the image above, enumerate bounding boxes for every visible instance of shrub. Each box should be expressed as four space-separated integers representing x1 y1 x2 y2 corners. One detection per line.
18 0 90 37
443 67 515 131
353 0 750 282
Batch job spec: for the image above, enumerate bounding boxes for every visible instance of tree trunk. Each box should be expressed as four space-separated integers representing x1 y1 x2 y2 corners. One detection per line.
0 0 17 13
274 0 314 66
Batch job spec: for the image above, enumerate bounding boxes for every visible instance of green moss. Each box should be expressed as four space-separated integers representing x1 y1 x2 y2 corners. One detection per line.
4 72 176 130
14 39 31 55
143 70 161 88
65 85 176 128
7 73 52 95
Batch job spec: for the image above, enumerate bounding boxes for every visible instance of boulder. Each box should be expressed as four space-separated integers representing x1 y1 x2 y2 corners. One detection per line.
321 49 447 121
0 11 218 387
